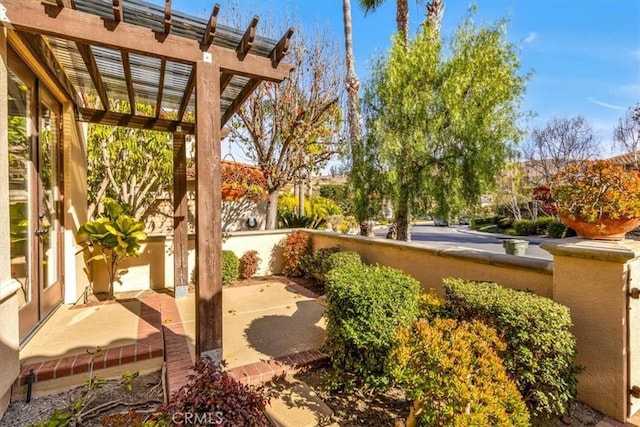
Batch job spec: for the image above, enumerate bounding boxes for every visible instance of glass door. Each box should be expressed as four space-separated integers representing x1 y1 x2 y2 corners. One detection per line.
8 49 63 341
37 88 63 321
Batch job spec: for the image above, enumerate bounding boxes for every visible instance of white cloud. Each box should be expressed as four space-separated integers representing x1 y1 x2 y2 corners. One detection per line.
587 97 625 111
524 32 537 44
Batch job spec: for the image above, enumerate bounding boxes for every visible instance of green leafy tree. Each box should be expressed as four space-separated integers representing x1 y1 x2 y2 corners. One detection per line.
86 100 173 220
363 7 528 240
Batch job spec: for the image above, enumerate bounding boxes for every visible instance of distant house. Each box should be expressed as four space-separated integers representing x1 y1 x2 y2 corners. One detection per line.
607 151 640 170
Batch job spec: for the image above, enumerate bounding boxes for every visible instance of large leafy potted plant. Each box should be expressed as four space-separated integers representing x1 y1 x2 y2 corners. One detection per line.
549 159 640 240
78 201 147 297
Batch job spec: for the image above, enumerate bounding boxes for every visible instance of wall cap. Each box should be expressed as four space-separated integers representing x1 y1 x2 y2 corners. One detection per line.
0 279 21 303
540 237 640 262
305 230 553 274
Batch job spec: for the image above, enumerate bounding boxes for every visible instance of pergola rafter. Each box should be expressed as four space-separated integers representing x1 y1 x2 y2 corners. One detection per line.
0 0 295 362
201 3 220 48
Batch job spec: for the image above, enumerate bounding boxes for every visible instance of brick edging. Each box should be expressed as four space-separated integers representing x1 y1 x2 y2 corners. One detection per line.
17 296 164 387
226 349 330 386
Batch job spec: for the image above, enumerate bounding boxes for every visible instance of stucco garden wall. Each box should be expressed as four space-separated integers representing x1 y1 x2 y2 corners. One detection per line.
306 230 553 296
91 230 289 293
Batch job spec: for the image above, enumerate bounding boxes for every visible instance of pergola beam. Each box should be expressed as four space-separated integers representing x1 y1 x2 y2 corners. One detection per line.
195 59 223 361
4 0 294 82
77 107 195 134
201 3 219 47
121 51 136 114
76 43 109 111
163 0 172 34
156 59 166 118
173 131 188 298
220 72 233 93
13 31 79 105
236 16 258 60
177 67 195 122
220 78 260 126
112 0 123 22
271 28 294 66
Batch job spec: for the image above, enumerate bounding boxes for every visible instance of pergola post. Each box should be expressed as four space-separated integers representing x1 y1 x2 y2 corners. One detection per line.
194 58 223 361
173 131 188 298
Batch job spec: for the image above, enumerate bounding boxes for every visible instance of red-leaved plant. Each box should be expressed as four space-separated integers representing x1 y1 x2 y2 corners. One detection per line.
239 250 261 279
156 357 271 426
282 231 311 277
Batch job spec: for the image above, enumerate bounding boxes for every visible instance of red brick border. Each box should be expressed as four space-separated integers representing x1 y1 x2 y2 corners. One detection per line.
226 349 329 386
17 296 164 387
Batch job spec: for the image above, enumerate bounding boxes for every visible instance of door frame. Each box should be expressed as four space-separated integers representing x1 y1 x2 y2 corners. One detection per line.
8 47 64 341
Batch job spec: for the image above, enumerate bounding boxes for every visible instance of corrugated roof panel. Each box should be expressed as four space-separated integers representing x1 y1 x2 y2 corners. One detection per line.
38 0 284 123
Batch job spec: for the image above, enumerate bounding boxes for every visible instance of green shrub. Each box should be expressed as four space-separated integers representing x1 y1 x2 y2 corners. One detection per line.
497 217 514 229
222 250 239 284
324 263 420 390
278 193 342 219
303 246 342 278
417 290 449 321
534 216 556 234
303 248 362 280
512 219 536 236
472 216 500 228
278 212 326 229
281 231 311 277
443 278 581 418
478 224 500 233
547 219 577 238
390 318 530 427
239 250 261 279
321 251 362 275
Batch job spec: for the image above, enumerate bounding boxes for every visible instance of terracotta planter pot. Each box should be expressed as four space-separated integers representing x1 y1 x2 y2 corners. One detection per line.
558 213 640 240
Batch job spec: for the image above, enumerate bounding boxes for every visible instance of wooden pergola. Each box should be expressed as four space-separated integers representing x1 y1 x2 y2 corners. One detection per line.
0 0 294 361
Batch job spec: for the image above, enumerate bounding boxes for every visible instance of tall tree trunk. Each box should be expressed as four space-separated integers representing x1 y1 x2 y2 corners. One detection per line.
344 0 373 237
426 0 445 31
396 0 410 43
265 189 280 230
395 186 411 241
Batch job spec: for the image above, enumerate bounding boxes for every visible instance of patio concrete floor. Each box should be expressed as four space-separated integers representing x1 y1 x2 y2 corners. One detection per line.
17 278 327 396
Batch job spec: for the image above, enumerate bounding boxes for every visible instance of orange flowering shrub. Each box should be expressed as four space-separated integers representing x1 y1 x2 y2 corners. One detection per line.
550 160 640 222
222 162 268 203
390 318 529 426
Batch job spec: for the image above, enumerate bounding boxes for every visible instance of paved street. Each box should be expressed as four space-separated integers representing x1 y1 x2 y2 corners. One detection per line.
374 222 555 260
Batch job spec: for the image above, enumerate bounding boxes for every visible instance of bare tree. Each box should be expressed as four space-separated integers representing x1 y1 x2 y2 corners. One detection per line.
231 28 344 229
521 116 599 185
613 104 640 168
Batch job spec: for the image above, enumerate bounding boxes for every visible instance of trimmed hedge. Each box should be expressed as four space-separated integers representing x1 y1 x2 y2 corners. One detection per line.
303 246 342 278
534 216 555 234
304 247 362 280
390 318 530 426
222 250 239 285
321 251 362 275
324 263 420 390
443 278 581 418
547 219 577 238
512 219 536 236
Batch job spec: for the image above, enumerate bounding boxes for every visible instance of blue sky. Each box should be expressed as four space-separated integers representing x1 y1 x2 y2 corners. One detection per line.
165 0 639 156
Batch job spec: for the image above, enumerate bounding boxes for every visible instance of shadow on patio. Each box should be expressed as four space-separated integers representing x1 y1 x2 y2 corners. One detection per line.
14 278 328 399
